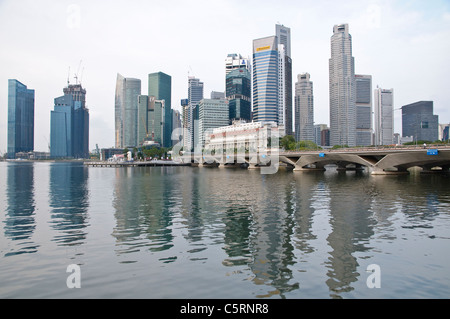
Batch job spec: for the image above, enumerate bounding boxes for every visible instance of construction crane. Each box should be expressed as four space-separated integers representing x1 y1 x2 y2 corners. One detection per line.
74 60 82 85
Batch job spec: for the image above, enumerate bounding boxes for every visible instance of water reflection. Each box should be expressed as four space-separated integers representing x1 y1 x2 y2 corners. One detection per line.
49 163 89 246
112 167 176 257
325 172 376 298
4 162 38 256
107 166 450 298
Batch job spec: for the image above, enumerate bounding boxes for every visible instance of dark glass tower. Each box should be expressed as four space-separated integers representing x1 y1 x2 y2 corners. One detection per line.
7 79 35 158
402 101 438 142
148 72 172 147
226 67 251 123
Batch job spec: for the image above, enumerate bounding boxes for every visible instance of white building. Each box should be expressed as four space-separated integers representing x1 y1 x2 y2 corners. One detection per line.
204 121 283 153
225 53 250 75
196 98 229 148
374 87 394 145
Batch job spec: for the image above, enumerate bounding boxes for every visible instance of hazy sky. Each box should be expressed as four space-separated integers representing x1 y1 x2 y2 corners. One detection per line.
1 0 449 153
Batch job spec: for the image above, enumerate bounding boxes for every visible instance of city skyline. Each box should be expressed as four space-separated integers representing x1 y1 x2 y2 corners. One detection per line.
1 0 450 152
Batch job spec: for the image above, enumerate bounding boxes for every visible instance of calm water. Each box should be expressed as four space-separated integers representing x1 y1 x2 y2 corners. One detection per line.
0 161 449 299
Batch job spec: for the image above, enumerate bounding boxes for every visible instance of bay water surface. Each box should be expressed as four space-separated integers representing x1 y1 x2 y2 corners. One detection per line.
0 161 449 298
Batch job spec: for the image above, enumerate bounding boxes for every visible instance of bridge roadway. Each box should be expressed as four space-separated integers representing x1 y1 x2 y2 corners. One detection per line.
178 145 450 175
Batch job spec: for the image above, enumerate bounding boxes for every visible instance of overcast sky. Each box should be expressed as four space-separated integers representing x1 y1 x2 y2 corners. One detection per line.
1 0 449 153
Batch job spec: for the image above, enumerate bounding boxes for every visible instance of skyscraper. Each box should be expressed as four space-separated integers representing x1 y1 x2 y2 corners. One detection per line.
276 24 293 136
184 76 204 151
7 79 35 159
196 98 229 148
374 87 394 145
226 67 251 123
355 74 373 146
295 73 314 142
402 101 438 142
148 72 172 148
225 53 250 75
329 24 356 147
253 35 279 124
115 73 141 148
50 83 89 158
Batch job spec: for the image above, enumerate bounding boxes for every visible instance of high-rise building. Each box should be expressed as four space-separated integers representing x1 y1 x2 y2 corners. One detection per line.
374 87 394 145
172 109 182 143
148 72 172 148
225 53 250 75
196 98 229 148
402 101 439 142
226 67 251 123
276 24 293 136
314 124 329 146
295 73 314 142
439 123 450 142
50 83 89 158
329 24 356 147
355 74 373 146
7 79 35 159
253 36 279 124
184 77 204 151
115 74 141 148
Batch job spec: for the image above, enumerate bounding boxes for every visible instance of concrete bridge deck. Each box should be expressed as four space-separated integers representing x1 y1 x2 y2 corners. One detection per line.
179 145 450 175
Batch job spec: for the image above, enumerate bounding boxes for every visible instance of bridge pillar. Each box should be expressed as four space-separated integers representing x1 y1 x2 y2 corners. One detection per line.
248 163 260 170
293 167 326 172
370 167 409 175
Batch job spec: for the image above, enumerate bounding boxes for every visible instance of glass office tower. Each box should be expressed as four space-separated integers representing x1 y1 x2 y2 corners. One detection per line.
148 72 172 148
50 84 89 158
7 79 35 158
402 101 438 142
252 36 279 124
226 67 251 123
115 73 141 148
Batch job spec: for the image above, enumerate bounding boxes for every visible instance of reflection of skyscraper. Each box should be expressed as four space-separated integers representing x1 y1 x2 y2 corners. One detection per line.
5 163 37 256
325 174 375 297
50 83 89 158
49 163 89 246
7 79 35 159
329 24 356 147
115 73 141 148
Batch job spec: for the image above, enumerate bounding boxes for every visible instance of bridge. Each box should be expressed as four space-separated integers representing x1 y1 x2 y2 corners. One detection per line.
178 145 450 175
